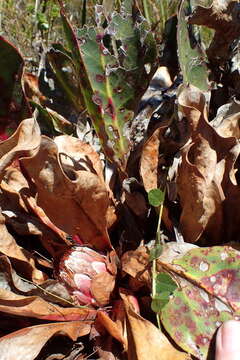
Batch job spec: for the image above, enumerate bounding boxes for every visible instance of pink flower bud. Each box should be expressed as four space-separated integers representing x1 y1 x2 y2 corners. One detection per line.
57 246 116 307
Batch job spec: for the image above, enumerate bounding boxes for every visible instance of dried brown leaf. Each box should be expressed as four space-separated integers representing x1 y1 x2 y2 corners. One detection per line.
0 166 69 257
140 127 162 191
96 310 127 348
120 290 190 360
1 166 32 213
121 246 151 287
0 118 41 178
0 321 91 360
177 135 223 243
91 272 116 307
177 84 240 243
21 135 112 250
0 213 47 283
188 0 240 63
211 100 240 138
0 287 96 321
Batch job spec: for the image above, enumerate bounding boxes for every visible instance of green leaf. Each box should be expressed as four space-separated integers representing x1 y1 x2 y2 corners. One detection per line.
158 245 240 359
148 189 165 207
149 244 162 261
31 102 75 136
58 1 157 172
102 0 115 17
177 0 209 91
155 273 178 294
152 273 177 312
161 283 232 359
47 44 84 112
0 36 30 120
37 12 49 31
151 295 169 312
173 246 240 312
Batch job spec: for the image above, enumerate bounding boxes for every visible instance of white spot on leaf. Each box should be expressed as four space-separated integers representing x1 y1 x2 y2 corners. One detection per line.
210 276 216 283
221 252 228 260
199 261 209 272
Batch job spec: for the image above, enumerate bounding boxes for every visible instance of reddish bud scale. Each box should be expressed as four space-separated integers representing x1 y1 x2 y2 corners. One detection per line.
57 246 115 307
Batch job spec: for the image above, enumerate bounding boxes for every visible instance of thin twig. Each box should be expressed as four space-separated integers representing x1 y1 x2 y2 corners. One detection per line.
18 275 88 309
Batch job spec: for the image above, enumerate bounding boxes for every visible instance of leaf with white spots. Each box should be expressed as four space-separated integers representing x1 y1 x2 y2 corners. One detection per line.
157 245 240 359
57 1 157 172
160 280 232 359
173 246 240 312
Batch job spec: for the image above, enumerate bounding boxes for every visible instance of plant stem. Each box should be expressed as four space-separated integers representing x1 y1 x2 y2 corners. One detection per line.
81 0 87 27
18 275 87 309
152 188 165 328
142 0 150 24
152 258 161 328
156 193 165 245
159 0 166 33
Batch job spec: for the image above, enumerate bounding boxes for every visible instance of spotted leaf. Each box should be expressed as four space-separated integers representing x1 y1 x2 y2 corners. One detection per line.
58 0 157 172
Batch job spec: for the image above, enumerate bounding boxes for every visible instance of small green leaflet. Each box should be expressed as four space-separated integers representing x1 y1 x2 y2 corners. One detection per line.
151 293 170 312
149 244 162 261
148 188 165 207
152 272 178 312
155 273 177 293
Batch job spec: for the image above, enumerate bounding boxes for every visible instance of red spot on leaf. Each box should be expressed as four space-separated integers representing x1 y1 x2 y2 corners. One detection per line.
105 98 116 120
169 311 182 326
174 297 182 306
95 74 106 83
180 305 189 313
227 257 236 264
174 330 183 342
96 33 104 43
195 335 210 347
92 93 103 106
204 321 211 327
190 256 201 267
185 318 196 332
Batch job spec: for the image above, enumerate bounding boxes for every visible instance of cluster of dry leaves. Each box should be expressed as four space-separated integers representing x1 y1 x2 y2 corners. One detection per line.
1 79 240 360
1 0 240 359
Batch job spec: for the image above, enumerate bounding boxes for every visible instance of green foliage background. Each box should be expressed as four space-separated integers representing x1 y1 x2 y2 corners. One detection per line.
0 0 179 70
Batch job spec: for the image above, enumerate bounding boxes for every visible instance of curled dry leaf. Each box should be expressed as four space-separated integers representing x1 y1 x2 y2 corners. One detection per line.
0 213 46 283
96 309 127 349
121 245 151 288
0 321 91 360
140 117 184 192
177 135 223 243
140 127 162 192
0 166 69 258
0 254 37 293
0 287 96 321
0 118 41 178
1 166 31 213
120 290 190 360
211 100 240 139
0 254 73 306
21 135 112 251
177 84 240 243
188 0 240 63
91 302 127 360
